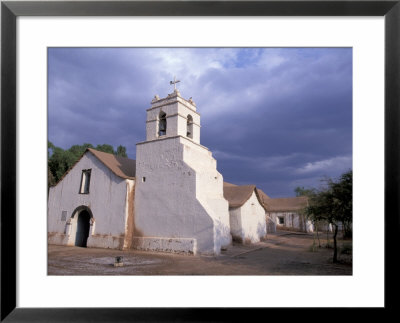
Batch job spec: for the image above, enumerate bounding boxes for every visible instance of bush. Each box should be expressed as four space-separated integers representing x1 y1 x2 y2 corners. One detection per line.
340 243 352 255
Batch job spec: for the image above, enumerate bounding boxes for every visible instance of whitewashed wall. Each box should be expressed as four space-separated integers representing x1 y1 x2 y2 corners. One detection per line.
229 191 267 243
135 136 231 255
229 207 242 241
146 95 200 144
48 152 132 249
266 215 277 233
269 211 314 233
182 137 231 251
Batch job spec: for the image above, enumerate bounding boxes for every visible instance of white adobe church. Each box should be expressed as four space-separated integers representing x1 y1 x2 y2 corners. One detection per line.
48 82 308 255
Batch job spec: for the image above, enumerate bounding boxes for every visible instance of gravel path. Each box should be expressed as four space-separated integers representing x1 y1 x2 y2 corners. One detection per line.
48 231 352 275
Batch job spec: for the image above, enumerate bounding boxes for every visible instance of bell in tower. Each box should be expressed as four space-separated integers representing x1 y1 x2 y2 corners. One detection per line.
158 111 167 136
144 77 201 144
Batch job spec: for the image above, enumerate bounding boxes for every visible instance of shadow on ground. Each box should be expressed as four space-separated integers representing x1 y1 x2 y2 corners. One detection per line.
48 231 352 275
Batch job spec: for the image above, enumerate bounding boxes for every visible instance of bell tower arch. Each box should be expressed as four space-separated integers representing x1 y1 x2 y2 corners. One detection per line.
145 86 200 144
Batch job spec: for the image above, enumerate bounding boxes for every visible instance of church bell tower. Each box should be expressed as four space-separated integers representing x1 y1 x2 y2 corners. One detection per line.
134 78 232 255
145 77 200 144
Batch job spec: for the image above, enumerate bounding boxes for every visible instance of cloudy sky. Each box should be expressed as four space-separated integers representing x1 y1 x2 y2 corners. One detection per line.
48 47 352 197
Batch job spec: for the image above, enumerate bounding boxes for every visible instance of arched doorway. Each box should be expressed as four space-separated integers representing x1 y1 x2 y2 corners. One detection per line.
75 210 91 247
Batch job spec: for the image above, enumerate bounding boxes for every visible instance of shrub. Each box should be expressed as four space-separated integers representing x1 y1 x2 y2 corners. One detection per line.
340 242 352 255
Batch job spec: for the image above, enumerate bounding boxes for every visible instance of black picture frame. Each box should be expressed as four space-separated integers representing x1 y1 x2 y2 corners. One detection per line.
1 1 399 321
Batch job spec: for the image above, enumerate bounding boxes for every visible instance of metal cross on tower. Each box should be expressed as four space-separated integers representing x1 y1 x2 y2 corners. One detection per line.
170 76 180 91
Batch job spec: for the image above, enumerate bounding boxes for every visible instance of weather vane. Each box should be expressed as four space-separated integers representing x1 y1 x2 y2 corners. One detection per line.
170 76 180 91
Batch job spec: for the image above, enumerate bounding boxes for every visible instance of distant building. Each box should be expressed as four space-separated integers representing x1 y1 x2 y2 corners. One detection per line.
256 188 277 234
223 182 267 244
265 197 314 233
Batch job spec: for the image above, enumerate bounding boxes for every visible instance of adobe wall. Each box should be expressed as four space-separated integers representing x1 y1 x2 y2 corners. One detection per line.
135 136 231 255
48 152 132 249
269 211 314 233
229 191 267 243
145 96 200 144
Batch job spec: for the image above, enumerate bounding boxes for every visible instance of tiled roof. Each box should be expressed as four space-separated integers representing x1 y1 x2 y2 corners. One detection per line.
87 148 136 179
223 182 268 211
223 182 256 208
256 188 270 206
264 196 308 212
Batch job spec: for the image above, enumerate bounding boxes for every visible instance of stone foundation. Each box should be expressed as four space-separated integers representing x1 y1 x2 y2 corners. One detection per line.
48 232 69 245
87 235 125 250
48 232 125 250
131 237 197 255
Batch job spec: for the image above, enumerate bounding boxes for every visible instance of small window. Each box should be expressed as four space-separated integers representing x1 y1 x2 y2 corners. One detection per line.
278 216 285 225
142 177 146 182
186 115 193 139
61 211 67 221
159 111 167 136
79 169 91 194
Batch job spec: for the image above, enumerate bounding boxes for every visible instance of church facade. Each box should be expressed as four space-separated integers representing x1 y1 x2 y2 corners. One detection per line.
47 148 136 250
48 87 299 255
133 89 232 255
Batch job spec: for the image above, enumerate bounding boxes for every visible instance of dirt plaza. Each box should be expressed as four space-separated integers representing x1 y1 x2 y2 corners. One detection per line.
48 231 352 276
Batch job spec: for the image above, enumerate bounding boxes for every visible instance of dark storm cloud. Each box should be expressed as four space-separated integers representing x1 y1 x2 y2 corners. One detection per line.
48 48 157 156
48 48 352 197
196 48 352 196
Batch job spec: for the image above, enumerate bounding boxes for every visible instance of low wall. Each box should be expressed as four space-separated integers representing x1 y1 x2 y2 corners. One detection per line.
48 232 125 250
131 237 197 255
48 232 69 245
87 235 125 250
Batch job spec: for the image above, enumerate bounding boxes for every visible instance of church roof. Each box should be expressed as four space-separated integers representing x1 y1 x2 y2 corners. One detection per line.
223 182 267 211
264 196 308 212
256 188 270 205
53 148 136 186
87 148 136 179
223 182 238 187
222 182 307 212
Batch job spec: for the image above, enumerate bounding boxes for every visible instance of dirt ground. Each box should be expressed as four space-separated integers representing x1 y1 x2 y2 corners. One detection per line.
48 231 352 275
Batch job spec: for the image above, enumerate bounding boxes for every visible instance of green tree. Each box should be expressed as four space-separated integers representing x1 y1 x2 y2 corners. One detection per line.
69 143 94 158
48 141 55 158
116 145 127 157
330 170 353 239
294 186 320 245
294 186 315 197
303 188 326 248
304 170 352 263
48 142 129 188
48 143 76 183
95 144 114 154
48 167 56 188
